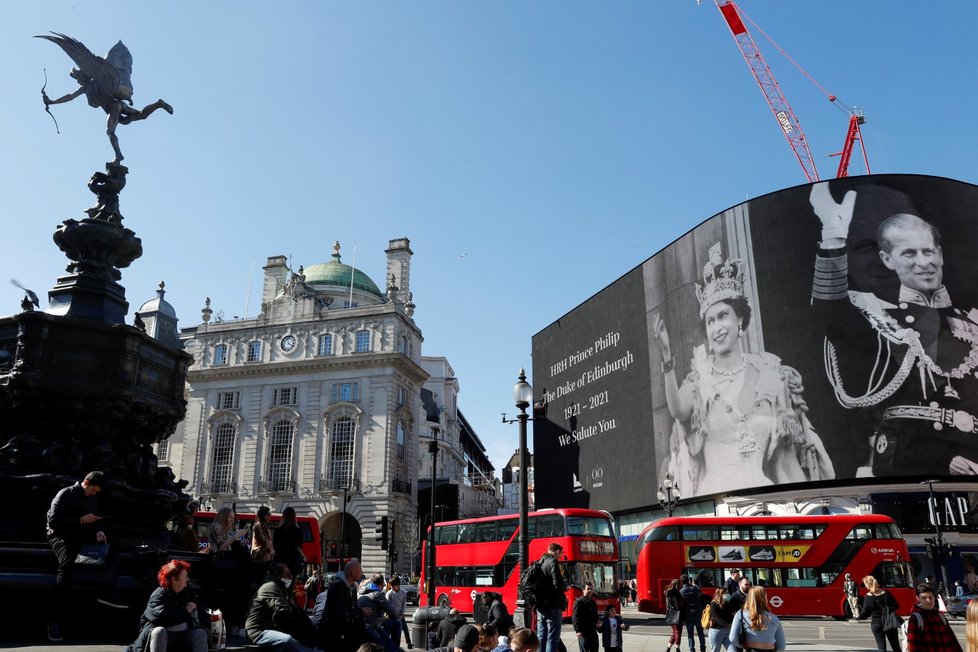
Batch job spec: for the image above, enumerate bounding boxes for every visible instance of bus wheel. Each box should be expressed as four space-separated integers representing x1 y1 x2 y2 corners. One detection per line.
833 601 853 621
438 594 451 608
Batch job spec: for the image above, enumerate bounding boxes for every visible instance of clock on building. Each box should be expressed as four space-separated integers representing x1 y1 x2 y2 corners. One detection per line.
280 335 297 352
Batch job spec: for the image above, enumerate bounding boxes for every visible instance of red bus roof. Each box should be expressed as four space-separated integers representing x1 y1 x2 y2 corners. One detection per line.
430 507 612 527
644 513 896 530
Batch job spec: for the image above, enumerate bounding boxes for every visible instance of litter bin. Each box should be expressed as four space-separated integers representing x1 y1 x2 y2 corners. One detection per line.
411 605 448 650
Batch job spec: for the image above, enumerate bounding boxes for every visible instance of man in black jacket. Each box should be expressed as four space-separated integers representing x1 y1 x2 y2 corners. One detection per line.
535 543 568 652
316 560 370 652
245 563 318 651
437 609 468 647
484 591 513 636
46 471 125 642
572 582 601 652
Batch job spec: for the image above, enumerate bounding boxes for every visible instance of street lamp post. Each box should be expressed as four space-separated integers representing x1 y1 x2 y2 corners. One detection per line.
511 369 534 627
657 472 681 517
426 427 439 607
922 479 951 594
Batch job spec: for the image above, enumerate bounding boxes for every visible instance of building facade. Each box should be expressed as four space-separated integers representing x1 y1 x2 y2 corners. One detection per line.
162 239 425 574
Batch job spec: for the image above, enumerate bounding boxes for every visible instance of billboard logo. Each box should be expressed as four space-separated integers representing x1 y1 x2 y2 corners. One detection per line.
769 595 783 608
591 467 604 489
572 473 584 493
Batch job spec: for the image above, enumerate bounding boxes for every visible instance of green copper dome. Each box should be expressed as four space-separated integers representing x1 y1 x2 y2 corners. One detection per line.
303 242 383 298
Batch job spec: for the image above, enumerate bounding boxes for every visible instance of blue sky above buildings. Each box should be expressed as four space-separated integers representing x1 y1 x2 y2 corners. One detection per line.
3 1 978 472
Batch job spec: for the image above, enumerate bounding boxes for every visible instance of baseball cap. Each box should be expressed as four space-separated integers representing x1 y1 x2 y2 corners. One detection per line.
453 624 480 651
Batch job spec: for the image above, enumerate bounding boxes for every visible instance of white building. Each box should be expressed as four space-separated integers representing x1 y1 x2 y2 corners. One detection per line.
161 239 426 574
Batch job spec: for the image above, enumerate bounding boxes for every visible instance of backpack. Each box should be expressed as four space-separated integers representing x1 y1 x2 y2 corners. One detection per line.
700 604 713 629
900 611 950 652
518 560 546 608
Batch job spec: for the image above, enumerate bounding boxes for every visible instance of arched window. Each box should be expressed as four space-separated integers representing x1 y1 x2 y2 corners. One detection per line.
267 419 295 492
214 343 228 366
329 416 356 485
210 422 236 493
355 330 370 353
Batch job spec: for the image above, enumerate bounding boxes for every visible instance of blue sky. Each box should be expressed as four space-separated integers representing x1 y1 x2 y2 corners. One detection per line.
3 1 977 473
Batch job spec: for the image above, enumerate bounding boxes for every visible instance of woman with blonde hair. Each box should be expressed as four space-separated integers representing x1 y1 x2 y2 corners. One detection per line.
730 586 786 651
965 598 978 652
207 506 236 553
858 575 901 651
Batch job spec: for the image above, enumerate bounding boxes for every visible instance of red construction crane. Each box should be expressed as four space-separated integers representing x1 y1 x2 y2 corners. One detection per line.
714 0 870 181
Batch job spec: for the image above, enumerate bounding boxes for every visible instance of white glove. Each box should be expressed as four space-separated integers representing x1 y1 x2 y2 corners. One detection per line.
809 182 856 242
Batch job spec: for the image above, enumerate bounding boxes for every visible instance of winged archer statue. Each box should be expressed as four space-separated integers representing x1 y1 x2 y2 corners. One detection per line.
36 32 173 164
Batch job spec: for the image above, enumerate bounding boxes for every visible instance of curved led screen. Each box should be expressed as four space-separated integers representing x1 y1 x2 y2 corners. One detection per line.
532 175 978 512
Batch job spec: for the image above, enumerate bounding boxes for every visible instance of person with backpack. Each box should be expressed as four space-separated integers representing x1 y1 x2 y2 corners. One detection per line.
530 543 567 652
857 575 901 651
679 575 706 652
705 586 732 652
906 582 962 652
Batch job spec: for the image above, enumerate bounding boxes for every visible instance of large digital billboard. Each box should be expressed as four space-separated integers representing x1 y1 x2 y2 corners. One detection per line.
532 175 978 513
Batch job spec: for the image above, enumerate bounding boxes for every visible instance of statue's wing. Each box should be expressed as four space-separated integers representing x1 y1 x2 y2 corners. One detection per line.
35 32 121 96
104 41 133 98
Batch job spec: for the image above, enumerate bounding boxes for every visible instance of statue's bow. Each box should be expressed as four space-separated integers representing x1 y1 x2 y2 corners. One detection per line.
41 68 60 134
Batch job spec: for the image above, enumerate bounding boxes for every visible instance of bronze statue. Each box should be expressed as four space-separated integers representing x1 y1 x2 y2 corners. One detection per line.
36 32 173 163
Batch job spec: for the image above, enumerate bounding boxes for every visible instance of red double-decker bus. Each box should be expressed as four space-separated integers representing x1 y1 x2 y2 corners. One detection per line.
420 507 619 616
636 514 915 618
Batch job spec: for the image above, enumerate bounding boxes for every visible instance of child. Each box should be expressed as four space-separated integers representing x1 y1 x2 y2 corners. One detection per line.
600 605 629 652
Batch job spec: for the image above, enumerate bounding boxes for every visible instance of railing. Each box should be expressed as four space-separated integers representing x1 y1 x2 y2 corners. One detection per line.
392 477 412 495
257 478 296 495
201 480 238 495
319 476 361 494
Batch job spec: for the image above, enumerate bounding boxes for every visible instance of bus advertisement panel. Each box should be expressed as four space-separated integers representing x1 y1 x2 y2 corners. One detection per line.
531 175 978 511
636 514 915 618
420 508 619 616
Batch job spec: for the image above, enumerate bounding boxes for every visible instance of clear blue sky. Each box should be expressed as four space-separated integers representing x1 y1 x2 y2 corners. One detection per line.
3 2 977 473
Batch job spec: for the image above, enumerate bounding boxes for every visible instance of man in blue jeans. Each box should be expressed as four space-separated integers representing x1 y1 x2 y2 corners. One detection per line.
679 575 706 652
535 543 567 652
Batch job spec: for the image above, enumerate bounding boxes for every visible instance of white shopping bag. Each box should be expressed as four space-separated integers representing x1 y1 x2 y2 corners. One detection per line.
208 609 227 651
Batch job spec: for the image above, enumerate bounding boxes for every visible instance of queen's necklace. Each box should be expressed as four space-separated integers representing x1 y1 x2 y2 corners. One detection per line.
712 361 746 377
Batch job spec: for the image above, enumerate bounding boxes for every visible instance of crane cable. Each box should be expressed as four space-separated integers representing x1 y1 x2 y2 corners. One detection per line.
734 4 854 117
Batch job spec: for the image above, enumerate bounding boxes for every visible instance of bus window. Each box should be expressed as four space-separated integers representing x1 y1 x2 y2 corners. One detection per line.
719 526 740 541
751 525 778 540
476 521 497 543
534 515 564 538
649 526 679 542
778 526 798 540
458 524 476 544
795 526 817 540
873 562 914 588
686 568 723 588
846 526 873 540
497 520 517 542
435 525 458 545
682 526 719 541
571 561 617 595
783 568 819 588
753 568 781 587
567 516 613 538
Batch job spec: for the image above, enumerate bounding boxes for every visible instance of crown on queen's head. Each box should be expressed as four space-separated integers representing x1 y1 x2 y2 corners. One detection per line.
695 249 746 318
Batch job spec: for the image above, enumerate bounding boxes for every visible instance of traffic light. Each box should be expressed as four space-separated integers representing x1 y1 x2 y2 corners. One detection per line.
376 516 389 550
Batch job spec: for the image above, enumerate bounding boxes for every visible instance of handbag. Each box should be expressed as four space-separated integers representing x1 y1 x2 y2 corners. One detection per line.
74 542 109 566
882 606 903 632
665 608 681 625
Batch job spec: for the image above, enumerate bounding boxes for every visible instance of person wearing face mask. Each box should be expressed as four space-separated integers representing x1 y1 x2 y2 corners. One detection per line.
244 563 318 652
653 244 835 497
